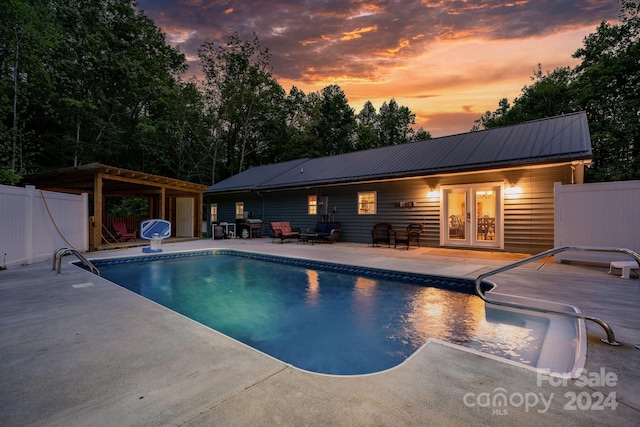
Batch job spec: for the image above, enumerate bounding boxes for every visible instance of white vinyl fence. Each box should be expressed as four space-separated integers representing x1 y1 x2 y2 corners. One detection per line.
0 185 88 269
554 180 640 265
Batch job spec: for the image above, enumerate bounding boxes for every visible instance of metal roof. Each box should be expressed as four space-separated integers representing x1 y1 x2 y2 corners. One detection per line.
206 158 309 193
205 112 592 194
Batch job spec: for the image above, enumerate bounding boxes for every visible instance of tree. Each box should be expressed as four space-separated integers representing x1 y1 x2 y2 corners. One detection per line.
0 0 59 177
138 79 211 182
474 0 640 182
309 85 357 156
2 2 434 186
473 65 574 131
378 99 416 145
355 99 427 149
412 127 432 141
356 101 380 150
572 0 640 181
276 86 320 161
51 0 187 170
199 32 285 181
0 0 191 179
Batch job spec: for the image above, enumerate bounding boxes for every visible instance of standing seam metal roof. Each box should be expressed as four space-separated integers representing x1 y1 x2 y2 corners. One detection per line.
205 112 592 194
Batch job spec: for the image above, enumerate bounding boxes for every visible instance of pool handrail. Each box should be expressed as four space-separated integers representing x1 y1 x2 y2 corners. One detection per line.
475 245 640 347
53 247 100 276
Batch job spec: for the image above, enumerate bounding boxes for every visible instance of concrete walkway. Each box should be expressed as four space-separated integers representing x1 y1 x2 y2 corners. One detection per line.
1 239 638 426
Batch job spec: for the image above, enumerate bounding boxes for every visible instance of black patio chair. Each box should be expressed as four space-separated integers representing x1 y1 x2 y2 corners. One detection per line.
372 223 393 247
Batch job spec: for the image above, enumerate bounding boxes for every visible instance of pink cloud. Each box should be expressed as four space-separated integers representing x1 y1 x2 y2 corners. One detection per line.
138 0 620 136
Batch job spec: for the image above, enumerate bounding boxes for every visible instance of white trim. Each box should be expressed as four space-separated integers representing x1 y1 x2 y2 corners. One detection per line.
440 182 504 249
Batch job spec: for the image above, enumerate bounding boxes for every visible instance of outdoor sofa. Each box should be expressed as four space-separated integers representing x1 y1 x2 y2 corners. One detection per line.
305 222 341 244
270 221 300 243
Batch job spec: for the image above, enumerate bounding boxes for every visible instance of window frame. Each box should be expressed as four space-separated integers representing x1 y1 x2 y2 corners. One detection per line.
210 204 218 223
235 202 244 219
358 191 377 215
308 195 317 215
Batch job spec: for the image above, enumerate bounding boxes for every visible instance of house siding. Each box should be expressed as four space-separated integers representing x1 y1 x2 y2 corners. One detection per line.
205 164 574 254
502 166 569 253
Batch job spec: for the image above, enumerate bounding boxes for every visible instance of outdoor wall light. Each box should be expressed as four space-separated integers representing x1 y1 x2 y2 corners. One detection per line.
427 189 440 199
505 185 522 196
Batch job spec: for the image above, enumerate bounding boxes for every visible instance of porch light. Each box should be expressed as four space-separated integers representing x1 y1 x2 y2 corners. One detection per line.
505 185 522 196
427 189 440 199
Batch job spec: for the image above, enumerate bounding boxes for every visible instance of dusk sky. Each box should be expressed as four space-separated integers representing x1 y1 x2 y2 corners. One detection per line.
137 1 620 137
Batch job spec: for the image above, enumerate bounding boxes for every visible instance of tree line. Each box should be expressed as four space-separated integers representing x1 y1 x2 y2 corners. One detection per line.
474 0 640 182
2 0 638 186
0 0 429 186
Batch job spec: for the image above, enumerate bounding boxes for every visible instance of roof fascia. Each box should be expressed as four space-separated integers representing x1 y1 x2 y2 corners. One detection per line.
254 159 590 192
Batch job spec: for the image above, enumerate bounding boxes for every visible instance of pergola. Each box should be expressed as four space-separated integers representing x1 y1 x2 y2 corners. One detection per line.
23 163 209 251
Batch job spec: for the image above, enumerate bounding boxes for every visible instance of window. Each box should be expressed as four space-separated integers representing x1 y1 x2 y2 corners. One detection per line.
358 191 377 214
235 202 244 219
210 204 218 223
308 195 317 215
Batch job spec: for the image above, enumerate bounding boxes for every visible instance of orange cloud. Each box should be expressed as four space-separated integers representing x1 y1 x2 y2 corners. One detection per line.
340 25 378 41
378 39 411 57
138 0 620 137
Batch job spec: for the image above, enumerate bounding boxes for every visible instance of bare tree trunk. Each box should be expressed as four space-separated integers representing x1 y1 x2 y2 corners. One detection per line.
12 28 24 172
74 116 81 167
238 96 256 172
210 127 218 186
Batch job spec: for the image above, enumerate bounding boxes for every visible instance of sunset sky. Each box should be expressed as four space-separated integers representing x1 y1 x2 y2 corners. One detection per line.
137 1 620 137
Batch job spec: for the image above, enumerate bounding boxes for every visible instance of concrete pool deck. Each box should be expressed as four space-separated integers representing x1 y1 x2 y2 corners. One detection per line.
1 238 639 426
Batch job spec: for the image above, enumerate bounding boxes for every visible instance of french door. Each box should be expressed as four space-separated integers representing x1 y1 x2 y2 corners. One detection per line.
442 184 502 248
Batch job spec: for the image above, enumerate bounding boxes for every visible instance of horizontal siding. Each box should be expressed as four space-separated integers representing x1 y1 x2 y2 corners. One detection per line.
205 164 575 253
502 166 567 253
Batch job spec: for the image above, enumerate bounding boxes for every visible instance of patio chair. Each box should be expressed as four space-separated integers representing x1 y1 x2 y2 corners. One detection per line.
270 221 300 243
372 223 392 247
113 221 136 242
393 223 423 250
449 215 465 239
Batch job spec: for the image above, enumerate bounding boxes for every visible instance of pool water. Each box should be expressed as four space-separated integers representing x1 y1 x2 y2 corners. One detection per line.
95 251 555 375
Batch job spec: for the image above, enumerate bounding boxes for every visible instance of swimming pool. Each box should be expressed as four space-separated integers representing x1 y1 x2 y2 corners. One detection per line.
90 250 584 376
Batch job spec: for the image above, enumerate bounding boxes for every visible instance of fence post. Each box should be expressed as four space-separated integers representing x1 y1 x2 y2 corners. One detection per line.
26 185 35 265
81 193 89 251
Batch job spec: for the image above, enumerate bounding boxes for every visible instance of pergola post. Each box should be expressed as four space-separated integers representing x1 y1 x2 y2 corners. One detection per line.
159 187 166 219
91 173 104 251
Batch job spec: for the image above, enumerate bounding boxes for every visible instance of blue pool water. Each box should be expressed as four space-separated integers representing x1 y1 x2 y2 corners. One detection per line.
93 250 551 375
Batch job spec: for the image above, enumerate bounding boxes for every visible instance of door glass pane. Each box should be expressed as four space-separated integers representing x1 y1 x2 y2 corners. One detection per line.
447 191 466 240
476 190 496 241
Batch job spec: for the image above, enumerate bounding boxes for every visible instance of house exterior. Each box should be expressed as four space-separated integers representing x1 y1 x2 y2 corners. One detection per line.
204 112 592 254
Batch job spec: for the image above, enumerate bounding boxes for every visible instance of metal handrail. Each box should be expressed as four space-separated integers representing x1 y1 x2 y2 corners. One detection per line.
475 246 640 346
53 247 100 276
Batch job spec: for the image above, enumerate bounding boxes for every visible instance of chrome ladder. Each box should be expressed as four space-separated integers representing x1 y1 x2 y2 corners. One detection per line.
53 247 100 276
474 245 640 347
